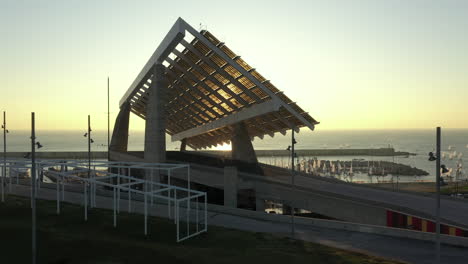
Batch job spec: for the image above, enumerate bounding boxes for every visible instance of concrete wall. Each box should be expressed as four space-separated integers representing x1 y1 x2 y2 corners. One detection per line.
224 166 238 207
205 202 468 248
255 181 387 225
165 161 387 225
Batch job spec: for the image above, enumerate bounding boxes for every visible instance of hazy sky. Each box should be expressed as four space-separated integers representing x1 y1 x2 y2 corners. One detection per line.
1 0 467 132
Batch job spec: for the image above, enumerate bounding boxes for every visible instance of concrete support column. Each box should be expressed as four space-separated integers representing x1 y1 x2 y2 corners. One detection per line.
180 138 187 151
144 63 168 164
256 198 266 212
231 122 257 163
109 102 131 154
224 166 238 208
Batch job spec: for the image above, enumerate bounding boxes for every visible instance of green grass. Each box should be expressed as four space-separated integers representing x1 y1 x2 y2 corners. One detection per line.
440 184 468 195
0 195 403 264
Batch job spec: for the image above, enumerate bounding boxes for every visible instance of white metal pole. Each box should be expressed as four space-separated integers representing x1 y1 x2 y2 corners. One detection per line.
128 168 131 212
174 186 177 224
113 187 116 227
144 193 148 236
56 178 60 214
204 194 207 232
93 165 96 207
128 188 131 213
1 164 3 203
117 168 120 213
176 199 179 242
187 165 190 193
168 170 171 218
196 195 199 233
61 177 65 200
187 196 190 236
151 169 154 205
37 167 41 190
84 182 88 221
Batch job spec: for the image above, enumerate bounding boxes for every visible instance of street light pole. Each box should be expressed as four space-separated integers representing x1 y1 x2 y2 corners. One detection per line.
291 128 295 238
88 115 91 179
2 111 6 202
31 112 37 264
107 77 110 162
435 127 441 264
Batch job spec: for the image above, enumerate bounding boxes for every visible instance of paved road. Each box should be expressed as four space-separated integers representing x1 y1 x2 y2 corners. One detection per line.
8 183 468 264
289 172 468 228
180 162 468 228
122 153 468 229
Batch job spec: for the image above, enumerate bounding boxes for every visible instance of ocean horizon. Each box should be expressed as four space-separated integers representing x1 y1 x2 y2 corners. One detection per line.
1 129 467 183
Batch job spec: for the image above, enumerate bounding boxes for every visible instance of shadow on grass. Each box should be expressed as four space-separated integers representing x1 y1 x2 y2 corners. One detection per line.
0 195 403 264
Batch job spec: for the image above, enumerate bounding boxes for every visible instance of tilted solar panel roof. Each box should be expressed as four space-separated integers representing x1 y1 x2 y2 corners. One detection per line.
120 18 319 149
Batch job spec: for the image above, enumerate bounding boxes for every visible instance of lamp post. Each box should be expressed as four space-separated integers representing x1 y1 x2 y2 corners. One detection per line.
107 77 110 162
2 111 7 202
428 127 441 264
84 115 94 206
286 128 297 238
435 127 441 264
30 112 42 264
83 115 94 178
88 115 91 178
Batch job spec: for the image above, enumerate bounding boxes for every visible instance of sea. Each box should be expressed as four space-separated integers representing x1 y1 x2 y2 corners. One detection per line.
1 129 468 183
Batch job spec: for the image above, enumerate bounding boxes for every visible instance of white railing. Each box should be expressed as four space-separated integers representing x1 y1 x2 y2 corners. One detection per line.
0 159 207 242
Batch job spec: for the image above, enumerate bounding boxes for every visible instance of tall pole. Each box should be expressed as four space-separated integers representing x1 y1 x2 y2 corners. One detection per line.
291 128 295 237
435 127 441 264
107 77 110 161
88 115 91 179
2 111 6 202
31 112 37 264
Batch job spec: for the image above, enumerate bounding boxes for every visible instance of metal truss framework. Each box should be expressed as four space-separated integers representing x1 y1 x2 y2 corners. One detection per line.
120 18 319 149
1 159 207 242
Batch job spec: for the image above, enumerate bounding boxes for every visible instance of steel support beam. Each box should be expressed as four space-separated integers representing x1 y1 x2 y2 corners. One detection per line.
172 100 281 142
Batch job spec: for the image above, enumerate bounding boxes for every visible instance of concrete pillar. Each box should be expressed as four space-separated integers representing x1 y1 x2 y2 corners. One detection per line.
109 102 131 153
224 166 238 208
144 63 168 164
231 121 257 163
180 138 187 151
256 198 266 212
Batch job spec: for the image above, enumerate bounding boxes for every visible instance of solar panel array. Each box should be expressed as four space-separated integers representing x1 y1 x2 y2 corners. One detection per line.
127 26 318 149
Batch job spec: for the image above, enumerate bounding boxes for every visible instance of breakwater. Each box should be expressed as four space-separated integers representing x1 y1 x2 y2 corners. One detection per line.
3 148 414 159
203 148 415 157
3 151 108 159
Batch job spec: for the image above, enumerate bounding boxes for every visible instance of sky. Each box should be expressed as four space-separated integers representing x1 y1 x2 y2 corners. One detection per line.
1 0 468 132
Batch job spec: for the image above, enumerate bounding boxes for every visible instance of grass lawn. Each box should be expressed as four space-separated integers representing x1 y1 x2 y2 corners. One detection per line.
0 195 403 264
440 184 468 195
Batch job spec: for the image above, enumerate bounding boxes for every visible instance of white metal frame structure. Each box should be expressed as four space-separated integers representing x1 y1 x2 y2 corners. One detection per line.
119 17 319 149
0 159 207 242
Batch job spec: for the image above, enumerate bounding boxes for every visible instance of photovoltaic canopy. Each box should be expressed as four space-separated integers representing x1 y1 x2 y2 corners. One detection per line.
120 18 319 149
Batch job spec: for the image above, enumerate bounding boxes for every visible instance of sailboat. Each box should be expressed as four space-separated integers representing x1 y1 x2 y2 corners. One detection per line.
331 163 336 175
